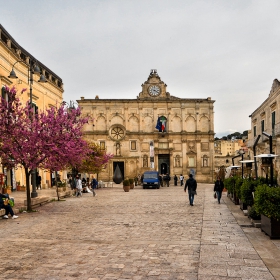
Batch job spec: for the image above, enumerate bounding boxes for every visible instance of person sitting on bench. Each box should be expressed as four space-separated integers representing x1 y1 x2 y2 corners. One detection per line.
0 193 18 219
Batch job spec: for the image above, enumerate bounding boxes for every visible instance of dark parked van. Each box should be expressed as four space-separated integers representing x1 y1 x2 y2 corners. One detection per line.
142 171 160 189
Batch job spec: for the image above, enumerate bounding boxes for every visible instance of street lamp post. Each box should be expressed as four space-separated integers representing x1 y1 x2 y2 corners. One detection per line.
8 59 47 198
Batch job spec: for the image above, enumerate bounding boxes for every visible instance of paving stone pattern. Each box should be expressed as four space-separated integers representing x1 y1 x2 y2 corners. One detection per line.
0 184 279 280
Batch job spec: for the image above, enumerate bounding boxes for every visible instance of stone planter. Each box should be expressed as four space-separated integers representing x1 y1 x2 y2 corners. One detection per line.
261 214 280 239
239 200 247 210
16 185 21 191
123 185 130 192
20 186 26 191
130 183 134 189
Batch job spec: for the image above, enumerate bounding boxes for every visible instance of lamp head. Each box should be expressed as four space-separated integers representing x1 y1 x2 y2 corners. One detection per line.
8 69 18 79
33 64 41 74
38 74 47 83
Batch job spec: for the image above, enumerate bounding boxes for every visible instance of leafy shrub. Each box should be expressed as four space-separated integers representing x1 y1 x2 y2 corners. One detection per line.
123 179 130 186
240 179 254 206
254 184 280 220
129 178 134 184
224 177 235 193
235 177 243 199
248 205 261 220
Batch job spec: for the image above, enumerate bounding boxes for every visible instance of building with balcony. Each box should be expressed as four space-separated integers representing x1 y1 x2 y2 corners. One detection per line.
0 24 64 189
247 79 280 181
78 70 215 183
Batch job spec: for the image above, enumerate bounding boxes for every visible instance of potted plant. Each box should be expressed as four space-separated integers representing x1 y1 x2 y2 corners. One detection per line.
224 177 234 198
248 205 261 221
2 185 9 194
233 176 242 205
240 179 254 210
57 181 66 192
254 184 280 238
123 179 130 192
129 178 134 189
16 181 21 191
20 185 26 191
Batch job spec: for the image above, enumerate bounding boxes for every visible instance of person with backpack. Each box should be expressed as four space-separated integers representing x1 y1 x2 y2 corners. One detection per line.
184 174 197 206
91 176 98 197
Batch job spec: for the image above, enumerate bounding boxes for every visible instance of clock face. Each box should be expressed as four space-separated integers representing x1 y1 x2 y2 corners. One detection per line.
149 85 160 96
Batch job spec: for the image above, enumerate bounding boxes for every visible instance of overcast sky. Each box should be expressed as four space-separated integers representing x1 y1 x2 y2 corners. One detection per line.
2 0 280 137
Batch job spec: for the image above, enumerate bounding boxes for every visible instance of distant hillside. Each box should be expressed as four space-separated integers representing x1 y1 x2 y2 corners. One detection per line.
215 131 248 141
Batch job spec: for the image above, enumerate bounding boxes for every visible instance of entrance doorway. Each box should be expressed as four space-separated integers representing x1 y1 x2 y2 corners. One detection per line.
113 162 124 180
158 154 170 174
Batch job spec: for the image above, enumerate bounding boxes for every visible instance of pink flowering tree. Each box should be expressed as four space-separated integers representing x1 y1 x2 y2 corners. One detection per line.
0 86 90 211
77 142 113 180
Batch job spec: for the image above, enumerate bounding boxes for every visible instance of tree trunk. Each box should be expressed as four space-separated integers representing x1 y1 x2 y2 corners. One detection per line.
55 171 60 201
24 167 32 212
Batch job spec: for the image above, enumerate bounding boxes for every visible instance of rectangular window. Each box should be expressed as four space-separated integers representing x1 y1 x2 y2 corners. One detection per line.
253 126 256 137
100 141 105 150
130 141 136 150
261 120 264 132
272 111 276 130
158 142 169 149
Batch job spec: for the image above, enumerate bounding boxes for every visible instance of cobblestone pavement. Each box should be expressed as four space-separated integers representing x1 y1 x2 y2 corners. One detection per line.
1 183 280 280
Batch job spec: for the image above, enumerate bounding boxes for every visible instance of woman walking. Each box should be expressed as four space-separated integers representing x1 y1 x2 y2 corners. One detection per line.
214 177 224 204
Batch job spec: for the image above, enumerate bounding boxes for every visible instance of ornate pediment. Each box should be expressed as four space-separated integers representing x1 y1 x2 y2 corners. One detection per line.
269 79 280 96
137 69 169 100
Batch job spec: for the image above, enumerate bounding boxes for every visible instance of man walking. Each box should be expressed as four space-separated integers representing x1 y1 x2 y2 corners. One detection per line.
184 174 197 206
91 176 98 196
179 174 184 186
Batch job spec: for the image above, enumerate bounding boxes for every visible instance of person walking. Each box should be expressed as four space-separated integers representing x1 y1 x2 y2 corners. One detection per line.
163 173 171 187
184 174 197 206
179 174 184 186
36 172 41 190
214 176 224 204
91 176 98 196
75 176 82 197
174 175 178 186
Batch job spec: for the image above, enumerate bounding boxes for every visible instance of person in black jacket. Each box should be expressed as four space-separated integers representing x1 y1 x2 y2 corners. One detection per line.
163 173 171 187
184 174 197 206
214 177 224 204
0 193 18 219
174 175 178 186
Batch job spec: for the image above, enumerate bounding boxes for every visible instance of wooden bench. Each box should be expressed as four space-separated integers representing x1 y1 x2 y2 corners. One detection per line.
24 196 50 207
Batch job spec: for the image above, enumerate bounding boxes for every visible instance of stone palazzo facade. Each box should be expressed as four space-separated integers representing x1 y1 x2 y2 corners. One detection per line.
78 70 215 183
247 79 280 183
